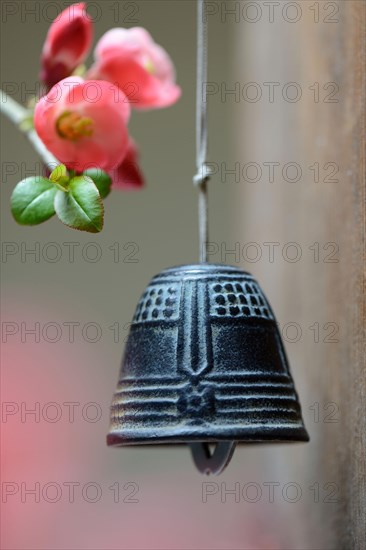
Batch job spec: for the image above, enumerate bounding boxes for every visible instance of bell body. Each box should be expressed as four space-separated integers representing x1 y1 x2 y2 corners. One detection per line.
108 264 309 447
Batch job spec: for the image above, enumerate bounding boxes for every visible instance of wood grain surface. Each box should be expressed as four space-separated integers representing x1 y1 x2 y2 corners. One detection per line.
235 1 365 547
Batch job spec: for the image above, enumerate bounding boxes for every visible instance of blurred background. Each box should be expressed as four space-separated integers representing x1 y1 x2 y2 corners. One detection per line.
1 1 365 549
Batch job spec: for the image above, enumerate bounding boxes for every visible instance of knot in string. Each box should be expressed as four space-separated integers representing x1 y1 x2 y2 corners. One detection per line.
193 162 212 187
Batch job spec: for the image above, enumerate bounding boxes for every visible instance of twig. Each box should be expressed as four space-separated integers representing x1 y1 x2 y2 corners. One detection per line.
0 89 59 171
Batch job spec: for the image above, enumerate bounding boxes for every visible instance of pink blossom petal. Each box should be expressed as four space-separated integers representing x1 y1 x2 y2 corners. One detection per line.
88 26 181 110
34 77 130 173
40 3 93 89
110 140 144 190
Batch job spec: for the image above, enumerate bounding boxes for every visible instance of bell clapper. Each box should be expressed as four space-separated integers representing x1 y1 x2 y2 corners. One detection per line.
190 442 237 475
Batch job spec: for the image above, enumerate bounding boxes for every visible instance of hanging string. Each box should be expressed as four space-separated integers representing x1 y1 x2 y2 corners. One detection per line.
193 0 211 263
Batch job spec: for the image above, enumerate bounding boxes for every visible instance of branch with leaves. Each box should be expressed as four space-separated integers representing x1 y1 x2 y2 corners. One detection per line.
1 2 181 232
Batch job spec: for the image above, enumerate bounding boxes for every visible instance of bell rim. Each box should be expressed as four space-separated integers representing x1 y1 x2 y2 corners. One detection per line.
107 424 310 446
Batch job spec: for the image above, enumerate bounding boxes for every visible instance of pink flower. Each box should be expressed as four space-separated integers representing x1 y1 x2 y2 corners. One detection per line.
110 140 144 190
87 27 181 110
40 3 93 89
34 77 130 173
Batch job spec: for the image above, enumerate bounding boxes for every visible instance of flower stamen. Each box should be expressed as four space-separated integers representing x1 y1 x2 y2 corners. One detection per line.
56 111 94 141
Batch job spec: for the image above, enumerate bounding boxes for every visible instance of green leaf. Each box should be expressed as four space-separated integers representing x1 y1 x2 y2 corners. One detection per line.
54 175 104 233
11 176 57 225
84 169 112 199
49 164 69 187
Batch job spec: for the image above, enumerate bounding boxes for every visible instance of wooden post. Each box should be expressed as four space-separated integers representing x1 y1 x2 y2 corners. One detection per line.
236 1 365 547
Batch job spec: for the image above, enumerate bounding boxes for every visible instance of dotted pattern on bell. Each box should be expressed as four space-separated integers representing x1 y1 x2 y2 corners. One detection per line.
132 283 181 323
209 281 274 320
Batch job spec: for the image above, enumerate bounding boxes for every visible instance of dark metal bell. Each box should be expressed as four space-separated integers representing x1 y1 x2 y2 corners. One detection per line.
107 264 309 474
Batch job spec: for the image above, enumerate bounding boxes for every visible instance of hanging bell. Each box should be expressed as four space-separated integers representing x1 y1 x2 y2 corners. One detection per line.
107 264 309 474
